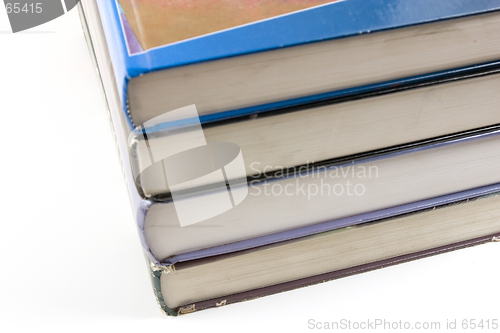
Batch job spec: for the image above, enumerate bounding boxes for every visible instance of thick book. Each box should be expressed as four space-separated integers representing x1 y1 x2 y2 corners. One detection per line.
95 0 500 127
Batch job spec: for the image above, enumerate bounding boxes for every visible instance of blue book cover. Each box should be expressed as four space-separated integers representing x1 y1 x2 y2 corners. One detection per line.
96 0 500 128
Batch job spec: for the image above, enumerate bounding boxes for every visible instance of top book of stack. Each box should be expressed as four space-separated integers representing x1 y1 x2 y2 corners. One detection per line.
100 0 500 127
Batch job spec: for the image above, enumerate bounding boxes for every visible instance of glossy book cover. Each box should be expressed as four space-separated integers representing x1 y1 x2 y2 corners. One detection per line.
96 0 500 129
119 0 340 52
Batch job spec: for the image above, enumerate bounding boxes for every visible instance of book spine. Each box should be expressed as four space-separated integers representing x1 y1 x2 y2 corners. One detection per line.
78 1 157 264
149 263 178 316
94 0 137 129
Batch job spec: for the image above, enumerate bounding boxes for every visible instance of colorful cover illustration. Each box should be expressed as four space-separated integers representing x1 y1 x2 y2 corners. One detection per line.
119 0 339 52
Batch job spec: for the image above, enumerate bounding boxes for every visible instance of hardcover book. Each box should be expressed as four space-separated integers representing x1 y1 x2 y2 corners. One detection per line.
96 0 500 127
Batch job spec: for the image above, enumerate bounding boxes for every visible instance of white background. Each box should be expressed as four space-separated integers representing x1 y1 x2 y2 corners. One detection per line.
0 6 499 333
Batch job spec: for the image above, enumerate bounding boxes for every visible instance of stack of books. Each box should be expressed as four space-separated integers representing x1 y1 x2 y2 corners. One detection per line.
79 0 500 315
